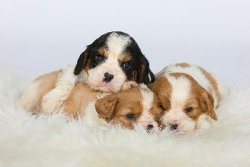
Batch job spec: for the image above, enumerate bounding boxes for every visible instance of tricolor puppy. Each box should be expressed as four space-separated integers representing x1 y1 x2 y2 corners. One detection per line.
95 84 163 132
20 31 154 113
150 63 223 134
75 31 155 92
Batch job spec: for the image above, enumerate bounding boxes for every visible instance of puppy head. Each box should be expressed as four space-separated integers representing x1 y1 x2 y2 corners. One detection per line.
74 31 155 92
150 73 217 134
95 84 163 132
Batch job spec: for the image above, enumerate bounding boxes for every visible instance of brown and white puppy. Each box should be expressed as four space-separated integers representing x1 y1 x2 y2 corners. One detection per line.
95 84 163 132
20 31 155 113
150 63 223 135
41 83 163 132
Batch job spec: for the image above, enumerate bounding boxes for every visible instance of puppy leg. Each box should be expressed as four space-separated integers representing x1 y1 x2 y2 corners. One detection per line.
20 70 61 112
19 81 41 112
41 65 78 113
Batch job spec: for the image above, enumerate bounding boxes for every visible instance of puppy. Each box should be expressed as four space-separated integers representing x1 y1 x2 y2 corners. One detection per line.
74 31 155 92
150 63 223 134
95 84 163 132
44 83 163 132
20 31 155 113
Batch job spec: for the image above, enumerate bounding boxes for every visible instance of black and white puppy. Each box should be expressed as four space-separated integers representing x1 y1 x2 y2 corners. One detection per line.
74 31 155 92
20 31 155 113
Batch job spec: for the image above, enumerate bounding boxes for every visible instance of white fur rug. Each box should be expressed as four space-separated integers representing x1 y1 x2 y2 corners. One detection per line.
0 72 250 167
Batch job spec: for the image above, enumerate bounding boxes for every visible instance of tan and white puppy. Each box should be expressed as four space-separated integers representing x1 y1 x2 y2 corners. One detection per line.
35 82 163 132
150 63 223 134
20 31 155 113
95 84 163 132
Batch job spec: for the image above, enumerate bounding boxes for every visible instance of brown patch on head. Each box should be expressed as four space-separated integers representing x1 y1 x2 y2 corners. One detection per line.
95 86 143 129
198 67 221 108
98 47 109 58
119 53 132 62
175 63 191 68
149 76 172 111
98 47 132 62
171 73 218 121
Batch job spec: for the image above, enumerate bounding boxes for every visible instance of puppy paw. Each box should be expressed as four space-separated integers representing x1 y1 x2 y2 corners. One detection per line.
96 92 111 100
60 65 78 83
40 65 78 114
41 89 65 113
122 81 138 90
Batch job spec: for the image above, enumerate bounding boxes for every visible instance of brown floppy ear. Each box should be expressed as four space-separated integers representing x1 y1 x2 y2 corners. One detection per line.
199 91 218 121
149 77 171 111
149 79 159 94
95 95 119 122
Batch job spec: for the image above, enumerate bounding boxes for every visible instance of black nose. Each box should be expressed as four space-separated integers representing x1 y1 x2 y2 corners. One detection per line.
103 72 114 83
147 124 154 131
169 124 178 131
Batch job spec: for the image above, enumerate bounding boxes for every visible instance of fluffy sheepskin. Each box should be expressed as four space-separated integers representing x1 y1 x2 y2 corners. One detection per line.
0 72 250 167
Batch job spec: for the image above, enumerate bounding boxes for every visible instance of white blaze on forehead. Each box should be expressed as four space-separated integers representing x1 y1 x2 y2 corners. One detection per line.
138 84 155 122
166 74 191 106
140 84 154 111
106 32 131 58
137 84 158 129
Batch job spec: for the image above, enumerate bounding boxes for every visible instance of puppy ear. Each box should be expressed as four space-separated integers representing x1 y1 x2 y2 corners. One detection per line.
95 95 119 122
138 55 155 84
74 48 90 75
200 91 218 121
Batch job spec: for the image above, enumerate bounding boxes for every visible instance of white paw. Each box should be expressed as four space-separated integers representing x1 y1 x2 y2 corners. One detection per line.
59 65 78 83
41 89 65 113
122 81 138 90
96 92 111 100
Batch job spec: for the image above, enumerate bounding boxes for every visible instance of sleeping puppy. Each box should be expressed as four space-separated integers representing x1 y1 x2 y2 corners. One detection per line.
150 63 224 135
94 84 163 132
49 83 163 132
20 31 155 113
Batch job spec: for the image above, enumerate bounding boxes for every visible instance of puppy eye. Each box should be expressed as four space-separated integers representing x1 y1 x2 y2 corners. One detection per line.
94 55 105 63
121 62 131 71
185 107 193 113
126 113 135 120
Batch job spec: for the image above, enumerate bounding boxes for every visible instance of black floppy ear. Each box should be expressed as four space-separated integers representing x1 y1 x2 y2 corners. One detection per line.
74 48 90 75
138 55 155 84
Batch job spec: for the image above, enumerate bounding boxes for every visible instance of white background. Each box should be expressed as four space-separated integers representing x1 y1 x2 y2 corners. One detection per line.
0 0 249 85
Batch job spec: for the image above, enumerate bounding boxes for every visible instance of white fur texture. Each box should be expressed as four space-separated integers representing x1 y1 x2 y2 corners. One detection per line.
0 72 250 167
106 32 131 57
